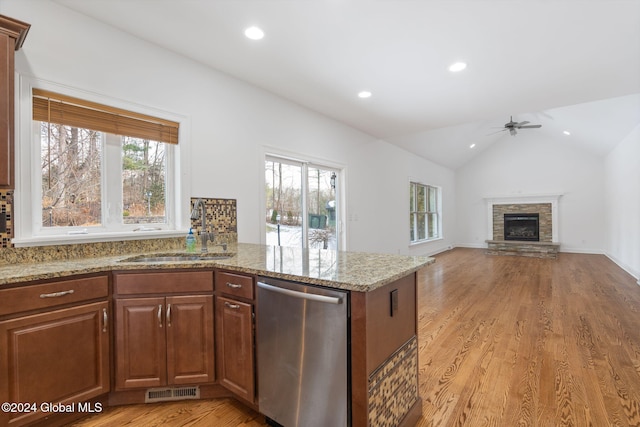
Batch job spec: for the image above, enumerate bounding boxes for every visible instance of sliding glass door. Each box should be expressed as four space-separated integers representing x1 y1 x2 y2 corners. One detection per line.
265 156 339 250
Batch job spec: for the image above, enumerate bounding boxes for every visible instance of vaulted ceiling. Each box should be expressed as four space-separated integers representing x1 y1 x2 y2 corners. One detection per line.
56 0 640 169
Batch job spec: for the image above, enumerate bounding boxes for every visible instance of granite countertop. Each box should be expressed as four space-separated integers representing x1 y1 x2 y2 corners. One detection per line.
0 243 434 292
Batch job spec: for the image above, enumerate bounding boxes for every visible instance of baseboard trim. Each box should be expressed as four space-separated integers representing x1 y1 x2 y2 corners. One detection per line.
454 243 485 249
558 247 604 254
605 253 640 284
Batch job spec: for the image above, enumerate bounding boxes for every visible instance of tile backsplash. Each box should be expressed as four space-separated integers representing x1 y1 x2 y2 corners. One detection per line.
0 196 238 263
0 190 13 249
189 197 238 247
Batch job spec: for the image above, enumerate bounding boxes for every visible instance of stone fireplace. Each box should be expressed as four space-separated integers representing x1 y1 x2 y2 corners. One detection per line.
492 203 552 242
484 194 561 258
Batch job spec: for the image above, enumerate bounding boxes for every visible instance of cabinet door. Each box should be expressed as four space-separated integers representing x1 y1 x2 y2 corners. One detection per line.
115 297 166 390
0 16 29 189
0 301 109 427
166 295 215 385
0 32 14 188
216 296 255 403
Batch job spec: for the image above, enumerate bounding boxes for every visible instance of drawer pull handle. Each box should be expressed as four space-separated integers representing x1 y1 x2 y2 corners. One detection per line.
158 304 163 328
167 304 172 327
40 289 75 298
102 308 108 333
226 282 242 289
224 302 240 309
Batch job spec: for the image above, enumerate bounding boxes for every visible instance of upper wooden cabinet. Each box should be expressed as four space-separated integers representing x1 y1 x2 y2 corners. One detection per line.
0 15 30 189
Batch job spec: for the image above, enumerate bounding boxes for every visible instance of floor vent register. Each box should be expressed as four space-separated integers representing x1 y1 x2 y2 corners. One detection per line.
145 386 200 403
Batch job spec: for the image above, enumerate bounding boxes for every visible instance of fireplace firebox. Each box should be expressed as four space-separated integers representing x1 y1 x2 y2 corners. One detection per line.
504 213 539 241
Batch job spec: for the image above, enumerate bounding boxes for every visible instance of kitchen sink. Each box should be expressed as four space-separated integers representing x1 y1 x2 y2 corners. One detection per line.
120 253 234 263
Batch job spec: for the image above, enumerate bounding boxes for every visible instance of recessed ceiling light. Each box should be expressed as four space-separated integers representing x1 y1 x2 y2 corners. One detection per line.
244 26 264 40
448 62 467 72
358 91 372 99
563 130 571 135
469 143 476 149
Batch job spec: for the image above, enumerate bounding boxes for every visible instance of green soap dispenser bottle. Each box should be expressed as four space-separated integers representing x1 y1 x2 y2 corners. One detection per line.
186 228 197 253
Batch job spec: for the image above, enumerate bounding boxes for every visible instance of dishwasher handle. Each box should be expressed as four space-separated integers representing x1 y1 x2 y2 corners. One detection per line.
257 281 343 305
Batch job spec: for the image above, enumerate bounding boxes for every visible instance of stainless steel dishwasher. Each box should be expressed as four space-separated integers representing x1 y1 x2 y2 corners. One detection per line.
257 277 349 427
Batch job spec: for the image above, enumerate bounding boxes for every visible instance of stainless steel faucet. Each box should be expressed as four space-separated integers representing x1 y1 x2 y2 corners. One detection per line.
190 198 214 253
211 242 228 252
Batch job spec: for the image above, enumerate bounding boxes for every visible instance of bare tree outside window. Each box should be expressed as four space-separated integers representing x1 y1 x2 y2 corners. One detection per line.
265 157 338 249
40 124 167 228
265 160 302 227
41 123 102 227
307 167 335 249
122 137 166 224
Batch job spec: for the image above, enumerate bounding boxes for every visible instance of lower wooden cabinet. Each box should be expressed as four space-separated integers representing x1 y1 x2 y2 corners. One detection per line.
0 301 110 427
166 295 215 386
0 268 258 425
114 295 215 390
215 296 255 403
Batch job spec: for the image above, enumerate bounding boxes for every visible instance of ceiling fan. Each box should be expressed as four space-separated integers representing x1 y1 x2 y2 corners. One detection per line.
494 116 542 136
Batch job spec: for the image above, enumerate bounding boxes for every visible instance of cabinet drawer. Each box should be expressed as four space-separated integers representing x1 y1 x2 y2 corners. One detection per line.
114 271 214 295
0 275 108 317
215 271 254 300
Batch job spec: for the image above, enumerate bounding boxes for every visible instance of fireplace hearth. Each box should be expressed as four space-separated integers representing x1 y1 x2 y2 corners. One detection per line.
504 213 539 241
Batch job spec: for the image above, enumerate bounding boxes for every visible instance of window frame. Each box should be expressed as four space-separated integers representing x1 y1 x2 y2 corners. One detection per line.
14 76 191 246
262 150 346 251
409 181 442 244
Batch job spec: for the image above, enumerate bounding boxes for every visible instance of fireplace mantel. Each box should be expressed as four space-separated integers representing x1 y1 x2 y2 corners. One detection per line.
484 194 562 243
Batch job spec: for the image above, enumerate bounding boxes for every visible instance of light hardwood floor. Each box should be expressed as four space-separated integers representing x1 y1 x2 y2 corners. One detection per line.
70 249 640 426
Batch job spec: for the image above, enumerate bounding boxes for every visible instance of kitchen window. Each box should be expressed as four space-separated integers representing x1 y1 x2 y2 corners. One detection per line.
14 80 189 246
410 182 441 243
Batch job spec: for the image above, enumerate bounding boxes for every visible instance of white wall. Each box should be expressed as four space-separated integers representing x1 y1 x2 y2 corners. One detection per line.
3 0 455 256
605 125 640 282
455 131 606 253
346 139 455 256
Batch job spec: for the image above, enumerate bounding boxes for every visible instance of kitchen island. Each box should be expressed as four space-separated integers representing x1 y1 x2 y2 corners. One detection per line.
0 243 433 292
0 242 434 427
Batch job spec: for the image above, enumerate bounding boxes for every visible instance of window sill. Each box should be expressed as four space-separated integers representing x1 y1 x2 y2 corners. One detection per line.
409 237 443 247
12 230 187 248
